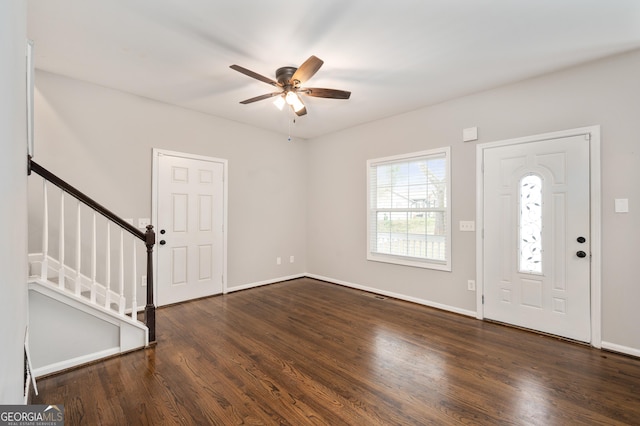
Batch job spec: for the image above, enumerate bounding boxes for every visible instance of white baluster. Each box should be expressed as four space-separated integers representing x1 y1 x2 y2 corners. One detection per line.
41 180 49 281
91 212 97 303
75 201 82 296
119 229 125 315
105 222 111 309
58 191 65 289
131 237 137 319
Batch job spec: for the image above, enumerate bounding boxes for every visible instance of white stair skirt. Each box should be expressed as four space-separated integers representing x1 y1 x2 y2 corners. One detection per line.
28 279 148 377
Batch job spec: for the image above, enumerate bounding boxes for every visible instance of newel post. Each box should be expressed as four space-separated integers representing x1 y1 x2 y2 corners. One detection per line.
144 225 156 343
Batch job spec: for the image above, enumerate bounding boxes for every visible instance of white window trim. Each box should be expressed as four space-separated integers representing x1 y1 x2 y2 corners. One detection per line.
366 147 452 271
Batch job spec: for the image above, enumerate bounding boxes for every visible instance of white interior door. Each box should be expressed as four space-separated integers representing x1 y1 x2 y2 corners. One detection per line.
155 151 225 306
482 134 591 342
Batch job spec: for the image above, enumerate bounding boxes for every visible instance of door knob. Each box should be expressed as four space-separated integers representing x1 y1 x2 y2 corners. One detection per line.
159 240 166 245
577 236 586 243
160 229 166 235
576 250 587 258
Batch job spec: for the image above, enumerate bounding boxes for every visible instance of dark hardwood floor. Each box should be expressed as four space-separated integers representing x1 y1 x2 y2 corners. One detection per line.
34 278 640 425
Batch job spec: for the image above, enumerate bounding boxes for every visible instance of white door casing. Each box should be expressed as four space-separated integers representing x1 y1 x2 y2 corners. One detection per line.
152 149 227 306
476 126 601 346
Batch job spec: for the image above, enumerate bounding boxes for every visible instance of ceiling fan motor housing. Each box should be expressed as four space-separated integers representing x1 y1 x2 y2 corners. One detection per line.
276 66 298 87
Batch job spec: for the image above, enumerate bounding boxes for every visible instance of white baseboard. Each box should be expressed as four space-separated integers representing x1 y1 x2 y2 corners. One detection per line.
33 347 120 378
601 341 640 358
225 273 307 294
306 273 477 318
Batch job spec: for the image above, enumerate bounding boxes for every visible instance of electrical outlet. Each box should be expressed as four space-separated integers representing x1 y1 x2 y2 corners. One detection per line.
460 221 475 232
141 275 147 287
276 257 282 265
290 255 295 263
467 280 476 291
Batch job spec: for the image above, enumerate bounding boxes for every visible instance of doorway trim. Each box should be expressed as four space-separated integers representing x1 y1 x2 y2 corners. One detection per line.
475 126 601 348
151 148 229 304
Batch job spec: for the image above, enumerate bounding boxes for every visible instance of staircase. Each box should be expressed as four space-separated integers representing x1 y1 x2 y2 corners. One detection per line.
27 158 156 378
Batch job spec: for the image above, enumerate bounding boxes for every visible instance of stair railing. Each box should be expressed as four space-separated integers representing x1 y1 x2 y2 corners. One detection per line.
28 157 156 343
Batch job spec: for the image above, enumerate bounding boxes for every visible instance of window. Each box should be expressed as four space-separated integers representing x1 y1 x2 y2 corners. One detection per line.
367 147 451 271
519 174 543 274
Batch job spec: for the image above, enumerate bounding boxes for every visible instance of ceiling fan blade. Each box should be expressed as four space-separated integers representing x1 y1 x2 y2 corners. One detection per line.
230 65 279 87
239 92 282 104
291 55 324 85
301 88 351 99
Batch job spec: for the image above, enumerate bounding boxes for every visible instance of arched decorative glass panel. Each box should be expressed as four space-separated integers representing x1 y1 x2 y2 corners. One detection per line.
519 174 542 273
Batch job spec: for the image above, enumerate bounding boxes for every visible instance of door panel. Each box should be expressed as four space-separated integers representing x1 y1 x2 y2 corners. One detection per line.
483 135 590 342
157 153 224 306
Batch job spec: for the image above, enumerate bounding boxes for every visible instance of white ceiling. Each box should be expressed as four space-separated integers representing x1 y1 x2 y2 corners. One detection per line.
27 0 640 140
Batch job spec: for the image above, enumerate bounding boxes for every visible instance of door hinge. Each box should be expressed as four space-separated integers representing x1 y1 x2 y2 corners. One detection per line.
482 295 485 304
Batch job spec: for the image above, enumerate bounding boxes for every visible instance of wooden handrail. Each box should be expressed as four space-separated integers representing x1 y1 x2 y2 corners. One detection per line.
29 158 146 241
29 156 156 344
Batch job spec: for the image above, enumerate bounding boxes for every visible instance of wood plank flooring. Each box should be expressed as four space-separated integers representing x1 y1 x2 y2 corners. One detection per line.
34 278 640 425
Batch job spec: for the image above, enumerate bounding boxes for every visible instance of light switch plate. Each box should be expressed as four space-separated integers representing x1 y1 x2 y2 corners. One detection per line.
460 221 475 232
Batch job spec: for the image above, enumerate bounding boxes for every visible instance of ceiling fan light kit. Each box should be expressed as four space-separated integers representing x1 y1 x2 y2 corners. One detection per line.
285 91 305 112
273 95 286 110
230 55 351 117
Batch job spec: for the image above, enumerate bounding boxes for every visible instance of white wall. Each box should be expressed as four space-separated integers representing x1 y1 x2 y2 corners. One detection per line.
307 48 640 354
31 71 307 293
30 48 640 356
0 1 29 404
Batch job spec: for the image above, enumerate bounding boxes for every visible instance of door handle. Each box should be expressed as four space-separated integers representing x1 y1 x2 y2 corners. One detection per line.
576 250 587 258
577 236 586 243
159 240 166 245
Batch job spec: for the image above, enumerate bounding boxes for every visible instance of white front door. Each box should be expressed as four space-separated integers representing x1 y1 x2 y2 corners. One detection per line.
482 134 591 342
155 151 226 306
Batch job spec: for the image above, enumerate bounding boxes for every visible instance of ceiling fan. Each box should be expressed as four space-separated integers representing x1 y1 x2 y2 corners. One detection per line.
230 55 351 117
